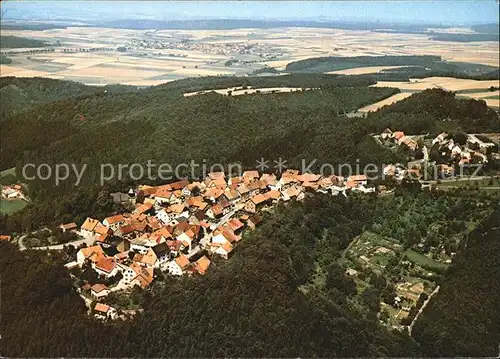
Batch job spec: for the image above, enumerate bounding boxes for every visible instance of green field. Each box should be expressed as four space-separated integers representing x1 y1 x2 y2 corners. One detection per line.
404 249 448 271
0 199 27 214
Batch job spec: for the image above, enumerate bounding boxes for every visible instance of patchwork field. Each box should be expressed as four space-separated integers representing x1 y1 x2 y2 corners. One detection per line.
456 90 500 108
1 26 498 86
358 92 414 112
372 77 499 92
370 77 500 108
327 66 412 75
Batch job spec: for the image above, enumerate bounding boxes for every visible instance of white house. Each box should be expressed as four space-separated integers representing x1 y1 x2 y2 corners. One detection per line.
182 187 192 197
118 264 137 285
94 303 117 320
91 284 110 299
80 217 100 238
210 241 233 259
103 214 126 232
177 232 192 251
130 237 157 254
93 257 119 278
156 209 172 225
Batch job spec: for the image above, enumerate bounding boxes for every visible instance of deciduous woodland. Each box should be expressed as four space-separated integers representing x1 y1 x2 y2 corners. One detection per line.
1 192 499 357
0 75 499 357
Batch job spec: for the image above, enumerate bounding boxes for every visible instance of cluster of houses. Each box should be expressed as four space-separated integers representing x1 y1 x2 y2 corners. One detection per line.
431 132 493 166
126 38 280 59
376 129 498 180
1 184 26 201
380 129 419 151
61 169 376 317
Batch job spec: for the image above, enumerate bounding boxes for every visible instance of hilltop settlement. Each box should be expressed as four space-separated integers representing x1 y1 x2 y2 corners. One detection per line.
3 130 499 323
58 169 377 318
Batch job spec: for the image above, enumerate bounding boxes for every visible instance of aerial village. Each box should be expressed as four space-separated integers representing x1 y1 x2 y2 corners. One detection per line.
2 131 498 323
52 168 383 320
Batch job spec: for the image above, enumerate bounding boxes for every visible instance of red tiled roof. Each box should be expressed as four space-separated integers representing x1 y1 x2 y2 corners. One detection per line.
251 193 268 205
393 131 405 140
104 214 125 225
95 224 111 235
81 217 99 232
94 303 110 313
135 203 153 214
210 204 223 216
265 190 281 200
170 179 190 190
118 224 135 235
95 257 116 274
227 218 244 231
194 256 211 275
175 254 190 269
96 233 110 243
347 175 367 182
91 283 108 293
80 245 105 262
243 170 259 179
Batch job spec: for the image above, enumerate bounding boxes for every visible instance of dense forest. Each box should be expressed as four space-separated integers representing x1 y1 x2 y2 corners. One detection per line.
0 194 420 357
155 72 378 93
364 88 500 134
2 190 498 357
429 33 499 42
0 35 49 48
285 55 500 80
0 77 138 117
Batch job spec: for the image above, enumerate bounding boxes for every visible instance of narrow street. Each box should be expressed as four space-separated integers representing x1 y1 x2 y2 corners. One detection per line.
19 232 94 251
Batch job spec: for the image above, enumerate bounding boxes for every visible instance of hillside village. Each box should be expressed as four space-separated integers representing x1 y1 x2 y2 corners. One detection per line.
55 169 382 318
2 131 498 324
374 129 498 179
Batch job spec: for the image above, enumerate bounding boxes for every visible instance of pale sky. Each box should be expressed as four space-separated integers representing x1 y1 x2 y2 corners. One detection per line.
2 1 499 24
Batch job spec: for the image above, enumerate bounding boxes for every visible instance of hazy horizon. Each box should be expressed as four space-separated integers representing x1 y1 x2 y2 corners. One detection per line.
2 0 499 25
